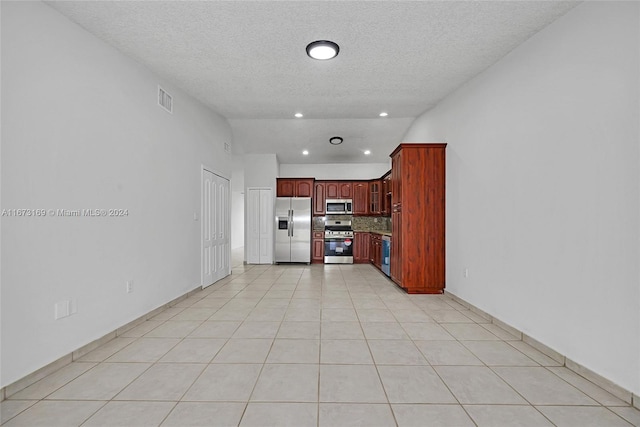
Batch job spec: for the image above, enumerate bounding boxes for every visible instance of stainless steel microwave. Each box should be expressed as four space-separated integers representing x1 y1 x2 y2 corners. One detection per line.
326 199 353 215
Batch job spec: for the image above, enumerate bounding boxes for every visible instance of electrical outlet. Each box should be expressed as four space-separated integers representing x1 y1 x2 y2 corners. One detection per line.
55 300 70 320
126 280 133 293
463 268 469 278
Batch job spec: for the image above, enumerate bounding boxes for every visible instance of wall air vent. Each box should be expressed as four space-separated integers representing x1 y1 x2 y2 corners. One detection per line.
158 86 173 113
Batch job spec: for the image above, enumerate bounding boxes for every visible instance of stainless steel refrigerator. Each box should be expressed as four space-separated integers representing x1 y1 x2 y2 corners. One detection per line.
275 197 311 263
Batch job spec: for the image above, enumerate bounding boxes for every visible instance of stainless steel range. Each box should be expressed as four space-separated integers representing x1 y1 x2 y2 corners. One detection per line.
324 219 354 264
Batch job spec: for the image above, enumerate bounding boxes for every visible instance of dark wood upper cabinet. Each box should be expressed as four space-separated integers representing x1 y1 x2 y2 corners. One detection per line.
295 179 314 197
352 182 369 215
339 182 353 199
325 182 339 199
313 182 326 216
389 143 446 294
391 150 402 208
325 181 353 200
276 179 295 197
369 180 381 215
381 173 391 216
276 178 314 197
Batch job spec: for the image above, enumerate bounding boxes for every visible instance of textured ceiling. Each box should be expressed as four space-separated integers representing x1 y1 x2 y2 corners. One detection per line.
48 1 577 164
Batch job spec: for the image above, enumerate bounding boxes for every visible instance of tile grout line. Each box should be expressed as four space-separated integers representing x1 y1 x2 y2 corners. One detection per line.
5 263 640 426
236 267 297 426
348 265 400 427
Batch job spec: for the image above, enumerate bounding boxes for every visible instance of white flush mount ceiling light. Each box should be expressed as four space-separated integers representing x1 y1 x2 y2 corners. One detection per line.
364 150 371 155
295 113 303 118
379 112 388 117
302 150 309 155
306 40 340 60
329 136 343 145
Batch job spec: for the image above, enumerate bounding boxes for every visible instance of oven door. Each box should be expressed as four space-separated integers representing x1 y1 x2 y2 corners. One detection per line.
324 237 354 264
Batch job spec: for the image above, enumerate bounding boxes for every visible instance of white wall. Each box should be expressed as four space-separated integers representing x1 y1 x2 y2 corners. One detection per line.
404 2 640 394
280 162 390 180
244 154 279 190
1 1 233 387
231 156 245 249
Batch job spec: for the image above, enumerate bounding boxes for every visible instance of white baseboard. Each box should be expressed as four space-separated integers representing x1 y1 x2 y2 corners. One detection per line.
1 285 202 400
444 290 634 405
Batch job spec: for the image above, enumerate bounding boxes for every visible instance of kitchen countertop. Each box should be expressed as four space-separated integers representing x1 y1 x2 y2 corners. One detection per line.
314 227 392 236
354 230 392 236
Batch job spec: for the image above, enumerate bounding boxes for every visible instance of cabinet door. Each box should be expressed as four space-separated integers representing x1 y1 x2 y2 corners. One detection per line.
339 182 353 199
313 182 326 216
325 182 339 199
354 232 370 263
382 175 391 216
390 210 402 285
362 233 370 261
296 179 314 197
391 151 402 207
277 179 295 197
369 236 375 263
382 175 390 195
369 180 381 215
353 232 362 262
312 232 325 263
353 182 369 215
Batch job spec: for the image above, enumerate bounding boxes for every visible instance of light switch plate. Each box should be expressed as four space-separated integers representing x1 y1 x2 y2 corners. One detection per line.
55 300 70 320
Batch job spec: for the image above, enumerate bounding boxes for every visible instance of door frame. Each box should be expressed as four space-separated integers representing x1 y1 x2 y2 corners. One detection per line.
201 165 231 288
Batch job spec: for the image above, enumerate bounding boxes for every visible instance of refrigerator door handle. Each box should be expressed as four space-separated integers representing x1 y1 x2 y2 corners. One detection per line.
290 210 294 236
289 209 293 237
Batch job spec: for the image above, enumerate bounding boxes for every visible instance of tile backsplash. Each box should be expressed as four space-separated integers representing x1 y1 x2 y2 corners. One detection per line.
313 215 391 232
352 216 391 232
313 216 349 230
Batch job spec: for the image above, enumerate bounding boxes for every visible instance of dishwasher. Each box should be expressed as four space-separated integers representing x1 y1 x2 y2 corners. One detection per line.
381 235 391 277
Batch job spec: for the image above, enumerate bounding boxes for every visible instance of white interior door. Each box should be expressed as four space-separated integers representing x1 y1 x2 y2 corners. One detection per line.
259 189 273 263
246 188 273 264
217 177 230 277
202 169 230 287
202 170 215 287
246 189 261 264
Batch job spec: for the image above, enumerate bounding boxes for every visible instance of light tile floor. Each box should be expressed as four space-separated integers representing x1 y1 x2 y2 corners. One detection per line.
2 261 640 427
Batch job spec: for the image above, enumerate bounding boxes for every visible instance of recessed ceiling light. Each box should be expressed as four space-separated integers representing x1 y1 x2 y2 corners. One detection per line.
379 112 388 117
306 40 339 60
329 136 343 145
295 113 303 118
302 150 309 155
364 150 371 155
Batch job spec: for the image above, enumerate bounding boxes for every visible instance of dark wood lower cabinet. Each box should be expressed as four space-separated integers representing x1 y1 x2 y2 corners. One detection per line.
369 233 383 268
390 210 402 285
353 232 370 263
369 235 376 264
312 232 324 264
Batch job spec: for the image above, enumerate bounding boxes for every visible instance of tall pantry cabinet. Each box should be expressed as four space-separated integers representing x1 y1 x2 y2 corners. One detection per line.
390 143 446 294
